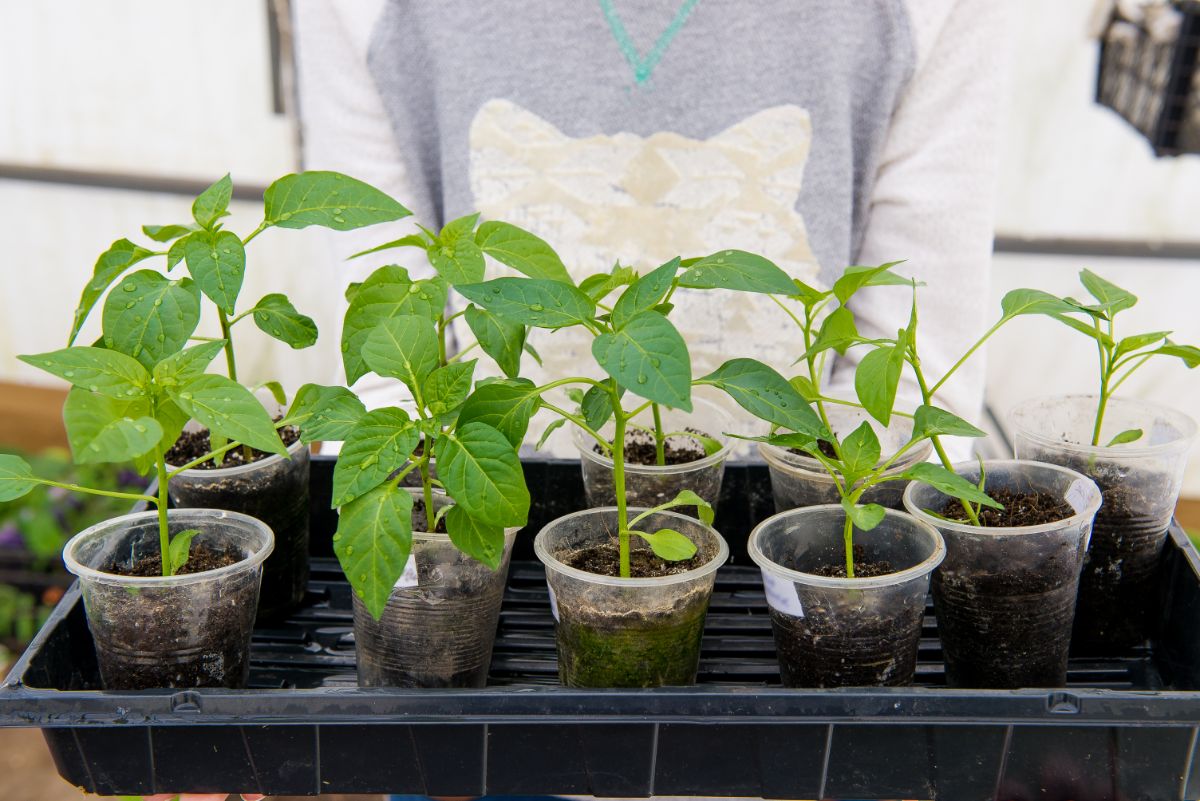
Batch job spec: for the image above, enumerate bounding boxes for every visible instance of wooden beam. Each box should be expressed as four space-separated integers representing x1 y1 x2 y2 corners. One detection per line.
0 382 67 452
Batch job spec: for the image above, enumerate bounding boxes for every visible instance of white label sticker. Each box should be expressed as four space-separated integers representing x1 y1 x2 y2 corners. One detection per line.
546 581 560 622
1066 478 1092 514
393 554 419 590
762 571 804 618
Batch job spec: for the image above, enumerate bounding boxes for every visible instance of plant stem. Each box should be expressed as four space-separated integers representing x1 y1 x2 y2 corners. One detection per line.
419 456 436 531
929 317 1006 397
612 402 631 579
445 341 480 364
217 309 239 382
652 403 666 465
842 511 856 579
241 221 269 247
1092 393 1109 447
910 351 982 526
539 402 611 453
34 479 156 505
155 454 172 577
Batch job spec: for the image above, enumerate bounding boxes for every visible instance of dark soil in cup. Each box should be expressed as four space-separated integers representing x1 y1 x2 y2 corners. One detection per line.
410 499 448 534
771 604 921 687
595 427 710 466
166 427 310 622
938 489 1073 527
561 542 703 578
165 424 301 469
787 439 838 459
810 559 895 578
107 544 241 577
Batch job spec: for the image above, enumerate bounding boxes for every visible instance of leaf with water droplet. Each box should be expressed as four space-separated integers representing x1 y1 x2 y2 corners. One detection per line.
592 311 691 409
334 483 414 620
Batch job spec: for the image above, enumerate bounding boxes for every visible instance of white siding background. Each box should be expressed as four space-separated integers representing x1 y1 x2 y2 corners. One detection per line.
1 0 1199 493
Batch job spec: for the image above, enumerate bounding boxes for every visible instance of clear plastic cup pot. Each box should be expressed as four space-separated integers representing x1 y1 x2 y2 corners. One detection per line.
748 505 944 688
352 488 518 688
62 509 273 690
904 460 1102 688
168 437 310 621
1011 395 1197 651
574 398 734 516
760 405 932 513
534 507 729 688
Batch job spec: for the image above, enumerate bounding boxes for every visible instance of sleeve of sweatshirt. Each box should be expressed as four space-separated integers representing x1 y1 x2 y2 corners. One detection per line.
292 0 432 407
827 0 1012 460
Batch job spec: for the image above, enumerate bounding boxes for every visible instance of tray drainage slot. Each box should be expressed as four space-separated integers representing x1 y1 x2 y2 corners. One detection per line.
1047 692 1080 714
170 691 202 713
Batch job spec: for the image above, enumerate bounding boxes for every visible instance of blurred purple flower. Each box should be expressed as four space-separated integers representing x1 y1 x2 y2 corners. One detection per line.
0 524 22 549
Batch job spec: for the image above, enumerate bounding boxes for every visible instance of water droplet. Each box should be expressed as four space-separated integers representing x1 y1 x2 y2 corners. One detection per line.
650 358 660 368
636 374 647 384
333 216 346 225
279 212 293 220
153 299 162 307
272 329 282 337
125 301 136 309
89 443 101 451
88 384 99 392
408 284 420 294
779 401 789 408
133 315 143 323
222 248 232 255
491 287 501 294
133 424 147 433
359 573 367 582
63 370 75 378
724 250 734 256
345 545 354 555
716 258 725 264
126 388 137 396
180 392 193 401
341 342 349 352
334 207 345 215
157 334 165 343
123 284 137 292
332 533 342 542
530 304 544 312
210 251 219 260
132 345 142 357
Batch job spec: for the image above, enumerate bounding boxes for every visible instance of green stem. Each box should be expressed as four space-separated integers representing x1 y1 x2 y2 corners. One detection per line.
419 454 436 529
217 309 239 382
1092 392 1110 447
929 317 1006 397
241 221 269 247
612 401 631 579
652 403 666 465
842 510 856 579
34 479 156 505
446 341 480 364
534 376 607 394
540 402 611 453
155 454 172 577
911 352 981 526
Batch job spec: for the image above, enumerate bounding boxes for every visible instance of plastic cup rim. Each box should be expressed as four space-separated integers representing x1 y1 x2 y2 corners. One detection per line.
573 397 736 473
168 436 308 477
758 438 933 479
1009 393 1198 459
396 486 521 544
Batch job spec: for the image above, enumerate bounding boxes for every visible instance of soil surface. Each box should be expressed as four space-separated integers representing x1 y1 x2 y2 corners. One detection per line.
411 498 448 534
596 427 710 466
939 488 1073 527
165 422 300 469
562 542 703 577
788 439 839 459
811 559 896 578
106 544 241 577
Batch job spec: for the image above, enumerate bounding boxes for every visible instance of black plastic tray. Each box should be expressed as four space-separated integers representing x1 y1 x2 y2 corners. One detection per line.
5 456 1200 800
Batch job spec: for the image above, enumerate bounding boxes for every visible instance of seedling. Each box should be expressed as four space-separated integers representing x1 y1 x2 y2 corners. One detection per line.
1012 269 1200 446
0 171 405 576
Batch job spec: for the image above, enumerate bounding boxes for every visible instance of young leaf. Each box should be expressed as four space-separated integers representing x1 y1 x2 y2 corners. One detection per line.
810 307 859 356
101 270 201 369
854 345 903 426
1079 269 1137 314
445 505 506 570
430 213 485 284
691 431 724 457
192 174 233 230
840 421 882 479
424 360 477 416
580 263 638 301
335 483 414 620
645 489 715 526
341 266 448 384
457 379 542 447
633 528 698 561
142 224 194 243
349 233 430 260
697 359 828 439
286 384 367 442
261 380 288 407
62 389 162 464
435 423 530 528
677 250 795 295
361 315 440 394
181 230 246 314
840 499 887 532
168 529 199 574
536 418 567 450
332 408 419 507
767 431 818 451
152 341 226 389
912 405 986 439
610 258 679 329
250 294 318 349
263 171 411 230
1152 343 1200 368
582 381 622 430
68 239 156 345
832 262 909 304
1113 331 1171 360
592 311 692 410
475 221 573 283
1050 312 1115 345
998 288 1081 320
904 463 1003 510
789 375 819 401
0 455 37 502
18 346 150 399
464 305 526 378
457 278 595 328
169 374 286 456
1106 428 1144 446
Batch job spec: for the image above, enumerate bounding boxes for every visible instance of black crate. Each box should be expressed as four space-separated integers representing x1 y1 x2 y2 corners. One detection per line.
4 456 1200 799
1097 0 1200 155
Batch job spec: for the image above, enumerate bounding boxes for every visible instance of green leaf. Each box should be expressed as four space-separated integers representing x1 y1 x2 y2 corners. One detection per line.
580 263 638 301
648 489 715 525
18 346 149 399
436 423 530 527
678 250 795 295
999 288 1083 320
810 306 861 357
169 374 286 455
611 258 679 329
142 224 194 243
691 430 724 457
832 262 909 304
841 499 886 532
342 266 448 384
286 383 367 442
430 214 485 284
912 405 986 439
192 174 232 230
0 455 37 502
1114 331 1171 360
789 375 819 401
361 315 440 395
582 381 622 430
335 482 414 620
62 389 162 464
332 407 419 507
592 311 692 410
349 233 430 260
1048 312 1115 346
1151 343 1200 368
765 431 818 451
250 293 318 349
464 305 526 378
633 528 698 561
840 422 882 479
168 529 199 574
536 418 567 450
457 379 542 447
1106 428 1144 446
261 380 288 407
68 239 156 345
697 359 828 439
1079 269 1137 314
905 463 1003 510
101 270 201 369
424 360 477 416
181 230 246 314
445 505 506 569
475 221 573 283
854 345 904 426
790 278 828 306
264 171 411 230
457 278 595 329
152 341 226 389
